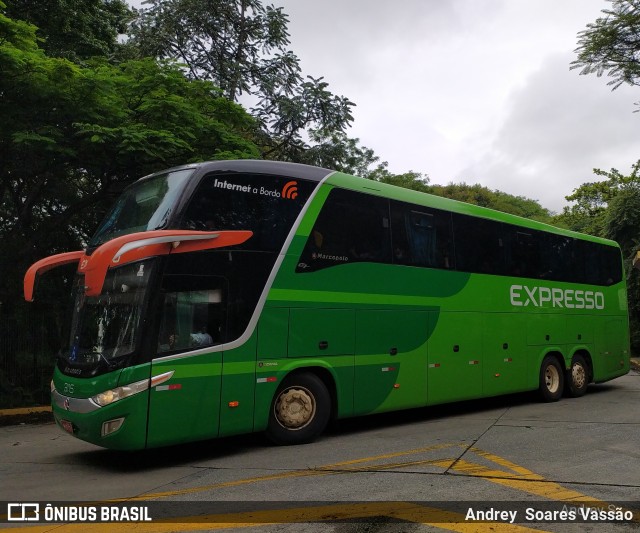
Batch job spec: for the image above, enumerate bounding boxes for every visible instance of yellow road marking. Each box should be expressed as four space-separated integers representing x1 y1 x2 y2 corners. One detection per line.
117 442 461 502
7 443 634 532
433 458 599 502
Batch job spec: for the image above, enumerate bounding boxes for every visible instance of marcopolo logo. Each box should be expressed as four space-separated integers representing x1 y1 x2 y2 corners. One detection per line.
510 284 605 310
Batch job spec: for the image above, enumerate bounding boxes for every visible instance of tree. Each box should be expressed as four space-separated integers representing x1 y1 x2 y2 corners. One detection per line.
554 161 640 234
128 0 354 160
555 162 640 353
430 183 553 222
4 0 132 60
0 5 260 306
572 0 640 107
300 132 385 176
605 188 640 351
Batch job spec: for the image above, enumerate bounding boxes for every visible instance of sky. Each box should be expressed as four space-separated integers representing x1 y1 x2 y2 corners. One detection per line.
130 0 639 213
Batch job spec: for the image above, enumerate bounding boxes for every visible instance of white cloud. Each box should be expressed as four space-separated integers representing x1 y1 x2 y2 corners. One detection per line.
269 0 639 211
465 53 638 210
128 0 640 211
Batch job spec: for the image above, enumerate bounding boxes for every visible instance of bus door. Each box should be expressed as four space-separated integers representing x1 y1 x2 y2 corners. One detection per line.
146 279 227 448
482 313 528 395
427 312 483 404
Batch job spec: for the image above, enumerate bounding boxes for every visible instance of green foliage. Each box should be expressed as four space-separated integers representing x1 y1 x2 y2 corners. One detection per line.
572 0 640 107
300 132 386 176
129 0 293 98
604 186 640 250
0 7 260 305
430 183 553 222
554 161 640 235
555 162 640 354
604 187 640 351
128 0 354 161
4 0 132 60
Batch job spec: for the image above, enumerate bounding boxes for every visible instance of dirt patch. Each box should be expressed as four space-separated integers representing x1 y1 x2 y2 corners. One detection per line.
0 410 54 427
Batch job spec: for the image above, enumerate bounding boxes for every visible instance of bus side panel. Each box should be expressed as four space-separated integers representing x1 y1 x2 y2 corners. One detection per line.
219 331 257 437
353 310 429 415
288 308 355 357
427 312 483 405
566 315 594 346
146 352 222 448
526 314 567 347
593 318 630 382
482 313 528 396
258 307 290 359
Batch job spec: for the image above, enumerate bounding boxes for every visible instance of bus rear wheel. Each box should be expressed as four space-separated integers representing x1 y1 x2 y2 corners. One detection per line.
539 355 564 402
266 373 331 445
565 354 590 398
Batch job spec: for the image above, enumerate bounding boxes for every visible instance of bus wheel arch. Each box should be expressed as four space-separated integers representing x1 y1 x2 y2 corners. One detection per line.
565 351 592 398
265 369 334 445
538 352 564 402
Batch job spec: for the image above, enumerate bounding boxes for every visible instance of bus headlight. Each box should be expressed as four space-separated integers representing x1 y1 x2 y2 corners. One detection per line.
92 378 149 407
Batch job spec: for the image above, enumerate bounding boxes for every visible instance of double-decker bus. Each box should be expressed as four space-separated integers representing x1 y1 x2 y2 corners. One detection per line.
24 160 630 450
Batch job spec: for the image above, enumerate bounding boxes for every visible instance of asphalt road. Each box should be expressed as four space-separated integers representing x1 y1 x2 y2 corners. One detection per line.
1 370 639 533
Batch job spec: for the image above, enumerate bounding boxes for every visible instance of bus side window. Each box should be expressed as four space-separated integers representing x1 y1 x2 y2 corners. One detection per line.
507 230 543 279
390 201 454 269
157 282 226 354
452 214 506 275
297 189 392 272
544 234 574 282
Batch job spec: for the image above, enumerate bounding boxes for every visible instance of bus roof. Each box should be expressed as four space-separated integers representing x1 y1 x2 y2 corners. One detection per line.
140 160 618 249
141 160 335 183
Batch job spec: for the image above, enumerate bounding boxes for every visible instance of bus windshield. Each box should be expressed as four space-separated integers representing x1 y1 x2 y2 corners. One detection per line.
89 169 193 248
64 260 155 370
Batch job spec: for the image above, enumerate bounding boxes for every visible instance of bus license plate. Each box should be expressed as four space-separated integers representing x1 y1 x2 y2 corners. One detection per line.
60 419 74 434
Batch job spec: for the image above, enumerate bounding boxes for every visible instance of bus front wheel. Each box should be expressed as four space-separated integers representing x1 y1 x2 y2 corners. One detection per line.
565 354 589 398
538 356 564 402
266 373 331 445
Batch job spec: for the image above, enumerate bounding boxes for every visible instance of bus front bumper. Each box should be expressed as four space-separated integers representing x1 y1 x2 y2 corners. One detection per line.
52 389 148 450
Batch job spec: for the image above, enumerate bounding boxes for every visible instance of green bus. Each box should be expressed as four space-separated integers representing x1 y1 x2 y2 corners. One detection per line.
25 160 630 450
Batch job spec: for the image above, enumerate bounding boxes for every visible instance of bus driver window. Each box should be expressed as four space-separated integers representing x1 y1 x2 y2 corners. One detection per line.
158 288 223 353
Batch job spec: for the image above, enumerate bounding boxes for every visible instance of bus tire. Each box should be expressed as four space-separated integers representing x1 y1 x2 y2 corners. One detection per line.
266 372 331 445
538 355 564 402
565 354 589 398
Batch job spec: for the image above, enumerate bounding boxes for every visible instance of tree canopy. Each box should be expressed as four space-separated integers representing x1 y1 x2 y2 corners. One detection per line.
429 183 553 222
128 0 355 160
0 3 260 303
555 161 640 350
572 0 640 107
4 0 132 60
